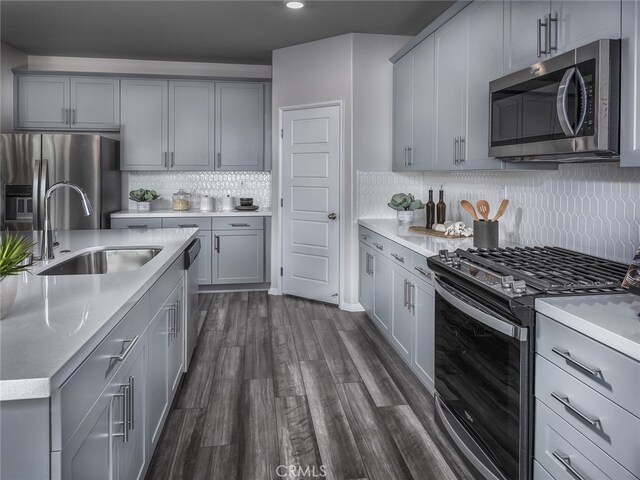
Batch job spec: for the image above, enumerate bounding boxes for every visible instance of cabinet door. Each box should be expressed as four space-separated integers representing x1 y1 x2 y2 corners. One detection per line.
212 230 264 284
70 77 120 130
196 230 212 285
392 54 414 171
504 0 552 74
168 281 185 400
359 244 374 313
463 0 504 169
17 75 70 129
147 301 170 453
412 277 435 393
621 0 639 167
121 79 168 171
215 83 264 171
169 81 215 171
391 265 413 364
411 36 436 171
552 0 621 54
434 14 466 170
372 253 392 337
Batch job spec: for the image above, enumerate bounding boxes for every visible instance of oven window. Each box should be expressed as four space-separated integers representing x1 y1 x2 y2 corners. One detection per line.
435 292 522 480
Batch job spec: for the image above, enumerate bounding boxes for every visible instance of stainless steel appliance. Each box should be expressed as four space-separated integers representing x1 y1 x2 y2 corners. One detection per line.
427 246 629 480
489 39 620 162
0 133 120 233
184 237 202 368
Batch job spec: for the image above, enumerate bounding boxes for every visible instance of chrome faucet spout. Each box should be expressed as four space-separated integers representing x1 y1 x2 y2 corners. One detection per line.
39 182 93 260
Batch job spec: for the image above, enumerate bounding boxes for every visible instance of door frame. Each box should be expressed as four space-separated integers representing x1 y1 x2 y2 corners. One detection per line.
276 101 343 304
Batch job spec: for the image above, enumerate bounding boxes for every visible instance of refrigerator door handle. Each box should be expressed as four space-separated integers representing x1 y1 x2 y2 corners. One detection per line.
32 159 41 231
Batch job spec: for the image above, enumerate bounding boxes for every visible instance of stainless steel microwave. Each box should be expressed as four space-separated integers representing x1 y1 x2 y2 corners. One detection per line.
489 39 620 162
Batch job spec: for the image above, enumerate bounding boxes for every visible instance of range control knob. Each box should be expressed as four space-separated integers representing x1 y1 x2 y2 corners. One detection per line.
451 256 461 268
512 280 527 294
500 275 514 289
438 249 450 261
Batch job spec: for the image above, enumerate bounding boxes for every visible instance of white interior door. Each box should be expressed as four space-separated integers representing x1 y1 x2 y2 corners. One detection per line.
281 105 340 304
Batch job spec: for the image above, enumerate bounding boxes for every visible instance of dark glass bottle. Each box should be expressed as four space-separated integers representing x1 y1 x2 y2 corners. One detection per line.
436 187 446 224
426 189 435 229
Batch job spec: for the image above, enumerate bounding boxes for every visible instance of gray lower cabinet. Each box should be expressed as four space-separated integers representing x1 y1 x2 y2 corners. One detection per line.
212 229 264 284
359 243 374 314
391 264 413 363
372 253 393 335
411 273 435 393
195 230 213 285
621 0 640 167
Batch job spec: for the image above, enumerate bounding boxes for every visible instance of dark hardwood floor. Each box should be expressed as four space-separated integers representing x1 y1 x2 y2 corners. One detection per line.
146 292 475 480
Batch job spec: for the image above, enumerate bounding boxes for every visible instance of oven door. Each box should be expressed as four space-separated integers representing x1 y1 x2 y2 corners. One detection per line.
434 278 529 480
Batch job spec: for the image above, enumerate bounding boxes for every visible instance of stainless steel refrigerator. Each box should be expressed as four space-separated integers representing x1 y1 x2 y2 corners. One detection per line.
0 133 121 233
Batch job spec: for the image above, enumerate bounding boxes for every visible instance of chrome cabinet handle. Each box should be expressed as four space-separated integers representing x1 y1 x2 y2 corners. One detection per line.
113 384 130 443
403 279 408 307
365 252 371 275
215 235 220 253
170 152 175 168
217 152 221 168
460 137 465 163
110 335 140 362
540 15 549 55
162 152 167 168
409 283 415 310
360 234 368 240
127 224 148 229
547 14 557 54
407 146 412 166
537 17 543 57
128 376 135 430
62 108 67 123
372 242 383 251
552 451 586 480
390 253 405 263
453 137 458 164
178 224 199 228
403 147 407 167
176 298 181 335
230 223 251 227
168 303 177 337
414 266 432 279
72 109 77 125
551 347 601 377
551 392 600 427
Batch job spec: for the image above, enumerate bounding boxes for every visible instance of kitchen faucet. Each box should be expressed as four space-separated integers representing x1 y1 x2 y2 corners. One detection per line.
39 181 93 260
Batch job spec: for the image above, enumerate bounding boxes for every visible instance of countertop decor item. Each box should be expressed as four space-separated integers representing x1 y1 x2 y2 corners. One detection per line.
409 225 471 239
235 205 260 211
221 195 234 212
436 186 446 224
473 219 499 248
460 200 479 221
129 189 160 213
492 199 510 221
426 189 435 229
200 195 215 212
476 199 490 221
0 233 33 319
172 189 191 211
388 193 424 224
622 245 640 297
240 198 254 207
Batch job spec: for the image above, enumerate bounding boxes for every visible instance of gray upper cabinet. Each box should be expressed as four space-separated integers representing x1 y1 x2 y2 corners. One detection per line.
503 1 551 74
121 79 169 171
215 83 264 171
621 0 640 167
392 54 414 171
17 75 119 130
169 81 215 171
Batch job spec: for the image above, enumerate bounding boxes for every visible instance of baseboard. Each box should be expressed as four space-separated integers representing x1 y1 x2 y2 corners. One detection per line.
339 301 365 312
199 283 270 293
268 288 281 296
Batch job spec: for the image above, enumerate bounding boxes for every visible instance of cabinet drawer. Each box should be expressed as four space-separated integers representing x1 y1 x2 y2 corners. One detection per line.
368 233 389 255
111 217 162 229
162 217 212 230
212 216 263 230
149 256 184 317
359 226 374 247
412 252 433 284
535 355 640 477
536 313 640 418
53 294 150 451
388 242 413 271
534 400 636 480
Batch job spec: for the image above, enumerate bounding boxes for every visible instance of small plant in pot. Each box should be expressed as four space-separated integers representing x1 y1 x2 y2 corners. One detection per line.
129 189 160 212
0 233 34 319
388 193 425 224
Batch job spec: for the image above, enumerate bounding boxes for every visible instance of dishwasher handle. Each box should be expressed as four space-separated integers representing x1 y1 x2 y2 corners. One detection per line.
184 238 201 269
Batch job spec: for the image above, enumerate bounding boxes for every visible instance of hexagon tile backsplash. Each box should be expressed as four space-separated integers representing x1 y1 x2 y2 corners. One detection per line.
358 163 640 264
128 171 271 211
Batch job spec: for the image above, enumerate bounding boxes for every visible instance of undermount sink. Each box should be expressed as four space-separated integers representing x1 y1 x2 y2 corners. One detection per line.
38 247 163 276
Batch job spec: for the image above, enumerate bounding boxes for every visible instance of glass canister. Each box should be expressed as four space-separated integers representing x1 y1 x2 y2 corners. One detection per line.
172 189 191 211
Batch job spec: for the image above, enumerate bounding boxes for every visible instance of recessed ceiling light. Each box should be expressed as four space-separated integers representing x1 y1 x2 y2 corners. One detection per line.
286 1 304 9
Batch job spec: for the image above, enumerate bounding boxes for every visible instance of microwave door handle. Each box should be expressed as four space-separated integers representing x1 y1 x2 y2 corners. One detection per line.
557 67 576 137
574 68 588 134
434 279 527 341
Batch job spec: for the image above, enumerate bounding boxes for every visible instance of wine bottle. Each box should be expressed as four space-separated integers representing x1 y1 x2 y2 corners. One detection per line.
426 189 435 229
436 186 446 224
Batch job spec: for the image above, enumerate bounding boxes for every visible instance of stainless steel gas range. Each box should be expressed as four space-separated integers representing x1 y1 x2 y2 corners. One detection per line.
427 246 629 480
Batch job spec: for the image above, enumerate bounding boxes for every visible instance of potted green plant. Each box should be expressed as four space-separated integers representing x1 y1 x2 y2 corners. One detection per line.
0 233 33 319
129 189 160 212
388 193 425 224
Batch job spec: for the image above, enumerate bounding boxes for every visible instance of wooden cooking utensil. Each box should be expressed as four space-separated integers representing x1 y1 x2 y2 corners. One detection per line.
492 199 510 221
460 200 479 221
476 200 490 221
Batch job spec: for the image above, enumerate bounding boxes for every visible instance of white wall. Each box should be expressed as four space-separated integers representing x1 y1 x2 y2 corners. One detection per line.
271 33 409 308
0 43 27 132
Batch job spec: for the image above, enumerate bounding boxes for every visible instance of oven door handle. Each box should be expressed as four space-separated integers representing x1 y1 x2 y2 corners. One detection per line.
435 279 527 341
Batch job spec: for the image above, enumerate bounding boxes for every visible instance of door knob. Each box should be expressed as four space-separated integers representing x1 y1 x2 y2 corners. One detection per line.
328 213 337 220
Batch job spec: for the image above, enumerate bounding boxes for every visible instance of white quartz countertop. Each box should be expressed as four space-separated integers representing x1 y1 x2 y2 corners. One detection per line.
358 218 475 257
536 294 640 362
0 228 198 401
112 208 271 218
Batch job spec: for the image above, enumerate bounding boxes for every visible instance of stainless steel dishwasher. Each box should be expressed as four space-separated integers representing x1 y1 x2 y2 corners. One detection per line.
184 237 201 368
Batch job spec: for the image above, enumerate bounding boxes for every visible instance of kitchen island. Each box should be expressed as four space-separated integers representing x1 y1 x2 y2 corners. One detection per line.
0 227 198 480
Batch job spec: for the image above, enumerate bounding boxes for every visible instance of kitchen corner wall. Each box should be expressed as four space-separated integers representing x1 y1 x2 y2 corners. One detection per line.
358 163 640 264
127 171 271 211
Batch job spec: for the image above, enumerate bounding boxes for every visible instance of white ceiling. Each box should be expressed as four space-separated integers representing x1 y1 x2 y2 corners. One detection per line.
1 1 454 65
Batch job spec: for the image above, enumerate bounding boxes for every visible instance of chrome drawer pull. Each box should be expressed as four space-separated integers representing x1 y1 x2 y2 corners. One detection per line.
414 266 432 279
372 242 384 251
127 225 148 229
128 376 135 430
551 347 601 377
110 335 140 362
178 224 199 228
230 223 251 227
360 234 368 240
391 253 405 263
551 392 600 427
552 451 586 480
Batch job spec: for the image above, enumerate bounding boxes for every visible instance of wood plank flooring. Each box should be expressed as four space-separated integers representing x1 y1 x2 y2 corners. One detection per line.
146 292 474 480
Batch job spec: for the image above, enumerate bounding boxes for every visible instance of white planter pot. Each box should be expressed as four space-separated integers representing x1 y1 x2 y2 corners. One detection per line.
397 210 415 225
137 201 151 213
0 276 18 319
